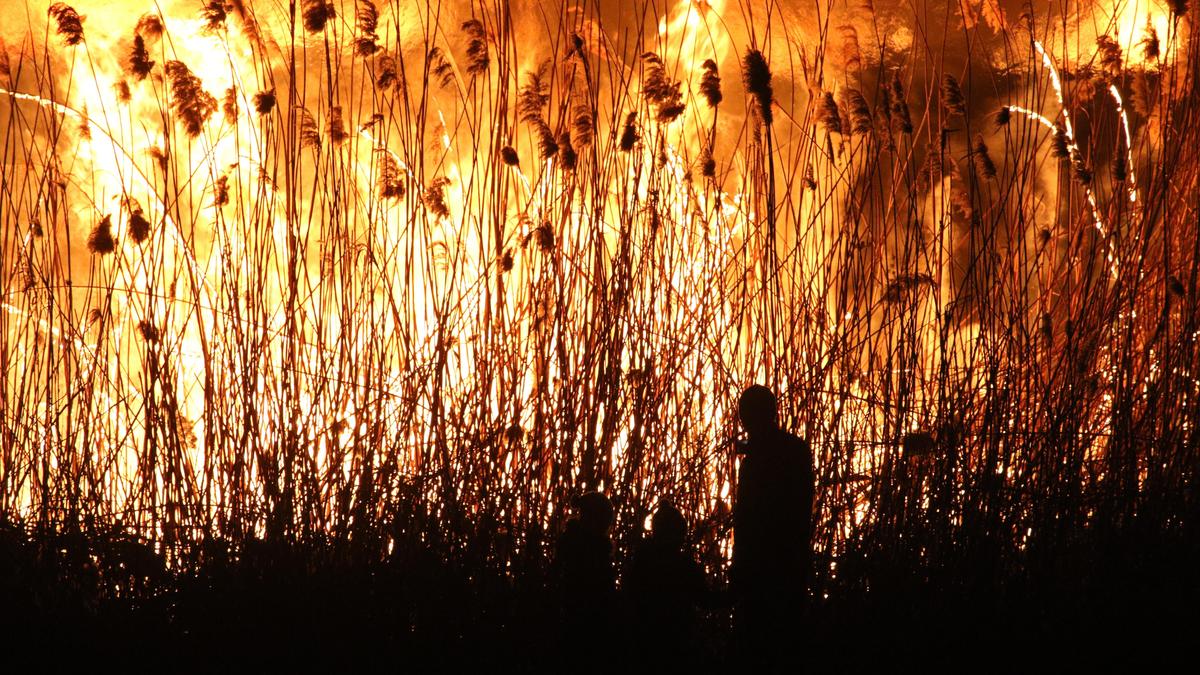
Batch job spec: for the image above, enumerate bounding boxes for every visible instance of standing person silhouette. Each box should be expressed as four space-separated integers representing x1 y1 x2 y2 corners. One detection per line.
626 501 709 668
730 384 814 670
555 491 616 667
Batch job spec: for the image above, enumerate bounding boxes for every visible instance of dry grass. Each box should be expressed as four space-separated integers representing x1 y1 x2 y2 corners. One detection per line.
0 0 1197 633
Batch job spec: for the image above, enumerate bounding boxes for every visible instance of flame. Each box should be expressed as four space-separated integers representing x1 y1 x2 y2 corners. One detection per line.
1 0 1195 573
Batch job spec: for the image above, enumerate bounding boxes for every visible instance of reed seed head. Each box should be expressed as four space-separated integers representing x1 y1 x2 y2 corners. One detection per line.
214 174 229 207
302 1 336 34
534 120 557 160
558 131 577 170
1096 35 1124 77
135 13 162 40
137 320 160 343
376 151 405 199
817 92 842 135
298 106 321 149
742 49 773 126
974 134 997 179
223 86 238 123
254 89 276 115
423 177 451 219
49 3 84 46
1140 21 1161 62
843 89 872 135
462 19 489 75
376 53 401 91
327 106 348 144
429 47 456 90
356 0 379 54
699 59 722 108
126 200 150 244
942 75 966 117
88 214 116 254
890 73 913 134
202 1 229 33
165 61 218 138
128 34 154 81
642 53 685 123
619 112 639 152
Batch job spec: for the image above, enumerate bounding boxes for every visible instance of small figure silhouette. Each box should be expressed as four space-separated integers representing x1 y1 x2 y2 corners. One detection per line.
626 501 709 667
555 491 617 665
730 384 815 669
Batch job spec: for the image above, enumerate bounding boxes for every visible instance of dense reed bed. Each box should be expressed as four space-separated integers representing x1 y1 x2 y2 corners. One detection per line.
1 0 1198 662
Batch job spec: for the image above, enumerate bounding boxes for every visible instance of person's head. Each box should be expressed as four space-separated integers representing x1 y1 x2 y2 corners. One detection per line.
573 491 614 535
738 384 779 439
650 501 686 550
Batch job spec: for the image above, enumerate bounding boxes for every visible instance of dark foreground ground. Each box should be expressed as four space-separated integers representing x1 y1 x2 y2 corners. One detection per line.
2 529 1196 671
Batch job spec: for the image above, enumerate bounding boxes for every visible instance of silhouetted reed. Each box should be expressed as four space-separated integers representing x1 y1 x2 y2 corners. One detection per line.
0 4 1197 663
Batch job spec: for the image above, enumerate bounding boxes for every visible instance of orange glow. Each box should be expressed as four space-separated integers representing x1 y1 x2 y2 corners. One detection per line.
1 0 1196 573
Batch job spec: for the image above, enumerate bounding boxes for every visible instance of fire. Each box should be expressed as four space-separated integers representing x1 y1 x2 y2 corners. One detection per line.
1 0 1197 581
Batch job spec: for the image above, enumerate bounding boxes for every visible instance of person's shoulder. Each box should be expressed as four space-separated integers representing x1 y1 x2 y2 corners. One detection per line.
779 429 811 452
779 430 814 473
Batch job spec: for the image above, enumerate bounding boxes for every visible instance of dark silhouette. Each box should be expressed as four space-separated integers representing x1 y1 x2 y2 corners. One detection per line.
625 501 709 667
555 491 617 665
731 384 815 668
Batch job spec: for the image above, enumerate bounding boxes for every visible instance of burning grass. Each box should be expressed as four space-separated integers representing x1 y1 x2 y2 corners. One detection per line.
1 0 1199 660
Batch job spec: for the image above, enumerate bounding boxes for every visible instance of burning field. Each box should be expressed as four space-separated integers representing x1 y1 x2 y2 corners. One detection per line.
1 0 1198 666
